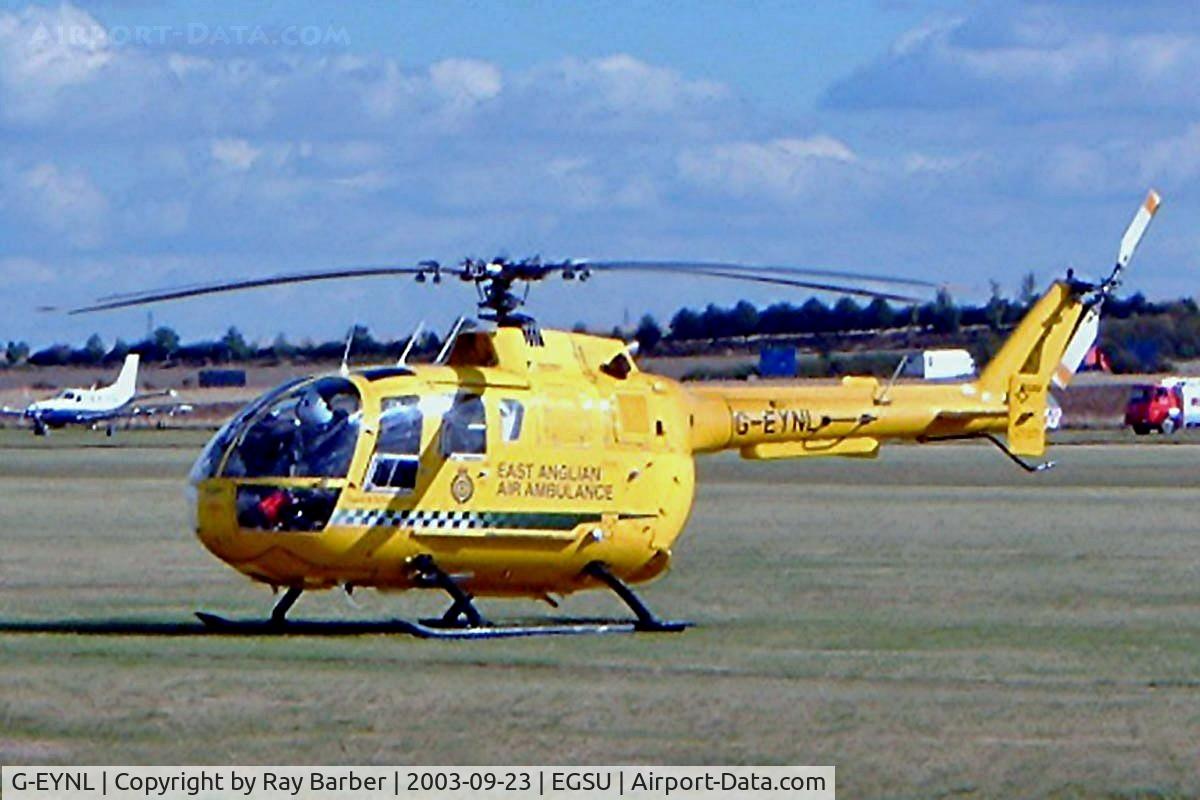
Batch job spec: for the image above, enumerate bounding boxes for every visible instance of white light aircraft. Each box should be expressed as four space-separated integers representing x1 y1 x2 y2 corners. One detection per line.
0 354 191 435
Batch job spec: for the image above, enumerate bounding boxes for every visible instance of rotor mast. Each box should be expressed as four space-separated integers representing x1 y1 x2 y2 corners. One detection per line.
454 257 588 326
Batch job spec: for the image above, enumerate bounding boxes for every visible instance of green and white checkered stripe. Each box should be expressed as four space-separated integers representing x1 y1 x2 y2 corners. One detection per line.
330 508 602 531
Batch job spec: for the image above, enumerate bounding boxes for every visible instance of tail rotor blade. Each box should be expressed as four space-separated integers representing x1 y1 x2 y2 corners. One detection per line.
1113 189 1162 282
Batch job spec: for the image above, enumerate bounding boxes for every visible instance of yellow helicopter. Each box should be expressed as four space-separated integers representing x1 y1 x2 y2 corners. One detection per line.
72 191 1160 638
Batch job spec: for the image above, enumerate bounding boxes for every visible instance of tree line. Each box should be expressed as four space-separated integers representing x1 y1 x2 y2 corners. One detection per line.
3 288 1197 375
3 325 443 368
632 288 1200 374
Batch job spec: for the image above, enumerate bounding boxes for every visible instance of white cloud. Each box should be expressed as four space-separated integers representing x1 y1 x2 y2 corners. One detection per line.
678 136 857 198
1037 144 1110 195
0 3 114 122
2 1 1196 345
17 162 108 247
1141 123 1200 182
358 59 421 121
824 7 1200 117
586 53 726 112
429 58 502 108
903 151 977 175
0 7 736 144
545 157 591 179
329 170 392 193
210 138 261 171
519 54 730 121
125 199 190 238
165 52 213 80
0 257 56 283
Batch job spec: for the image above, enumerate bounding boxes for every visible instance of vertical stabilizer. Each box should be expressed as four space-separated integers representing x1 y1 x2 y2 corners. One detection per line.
978 190 1161 456
112 353 140 400
977 282 1086 395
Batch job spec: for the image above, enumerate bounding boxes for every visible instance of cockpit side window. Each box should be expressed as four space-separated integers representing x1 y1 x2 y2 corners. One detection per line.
369 395 423 492
190 377 308 484
499 398 524 442
440 393 486 457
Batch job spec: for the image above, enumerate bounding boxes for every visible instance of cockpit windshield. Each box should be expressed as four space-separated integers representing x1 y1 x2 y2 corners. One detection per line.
189 377 362 482
223 377 361 478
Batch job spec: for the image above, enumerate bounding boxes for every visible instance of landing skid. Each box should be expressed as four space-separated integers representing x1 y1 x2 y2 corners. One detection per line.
193 612 413 635
396 617 689 639
194 559 690 639
195 612 687 639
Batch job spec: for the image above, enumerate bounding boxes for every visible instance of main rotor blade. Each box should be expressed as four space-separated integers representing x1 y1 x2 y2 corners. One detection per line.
586 264 923 303
582 260 939 289
70 265 447 314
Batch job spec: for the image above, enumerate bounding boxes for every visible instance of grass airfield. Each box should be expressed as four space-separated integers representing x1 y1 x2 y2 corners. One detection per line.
1 429 1199 797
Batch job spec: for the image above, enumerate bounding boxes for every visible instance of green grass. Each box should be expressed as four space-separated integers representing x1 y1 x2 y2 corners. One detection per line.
2 430 1200 797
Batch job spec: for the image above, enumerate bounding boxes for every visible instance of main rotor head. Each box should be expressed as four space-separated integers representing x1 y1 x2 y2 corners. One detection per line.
450 257 592 324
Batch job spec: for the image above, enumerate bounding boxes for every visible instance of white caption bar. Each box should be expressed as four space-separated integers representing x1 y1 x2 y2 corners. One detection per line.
2 766 834 800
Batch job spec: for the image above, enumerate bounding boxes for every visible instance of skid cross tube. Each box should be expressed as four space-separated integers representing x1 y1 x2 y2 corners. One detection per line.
197 559 687 638
409 554 487 627
271 586 303 625
583 561 687 632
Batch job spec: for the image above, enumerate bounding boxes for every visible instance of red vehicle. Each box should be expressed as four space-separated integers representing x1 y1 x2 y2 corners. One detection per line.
1124 379 1200 434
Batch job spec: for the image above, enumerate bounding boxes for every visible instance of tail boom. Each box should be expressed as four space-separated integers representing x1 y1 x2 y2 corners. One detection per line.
684 189 1159 464
686 280 1092 461
686 378 1008 458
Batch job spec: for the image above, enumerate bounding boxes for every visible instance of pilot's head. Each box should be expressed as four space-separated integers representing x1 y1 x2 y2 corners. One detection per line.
296 389 334 427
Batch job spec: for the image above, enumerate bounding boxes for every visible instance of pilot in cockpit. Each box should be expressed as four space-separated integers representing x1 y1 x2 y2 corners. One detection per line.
293 388 351 475
228 380 361 479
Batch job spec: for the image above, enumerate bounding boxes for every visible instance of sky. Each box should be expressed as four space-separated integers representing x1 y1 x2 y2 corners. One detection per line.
1 0 1198 348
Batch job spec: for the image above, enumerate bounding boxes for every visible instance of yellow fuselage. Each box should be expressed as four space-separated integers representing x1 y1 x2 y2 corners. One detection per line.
193 329 699 596
192 282 1082 598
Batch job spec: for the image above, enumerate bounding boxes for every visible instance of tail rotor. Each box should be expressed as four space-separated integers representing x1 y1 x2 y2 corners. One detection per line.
1101 189 1162 297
